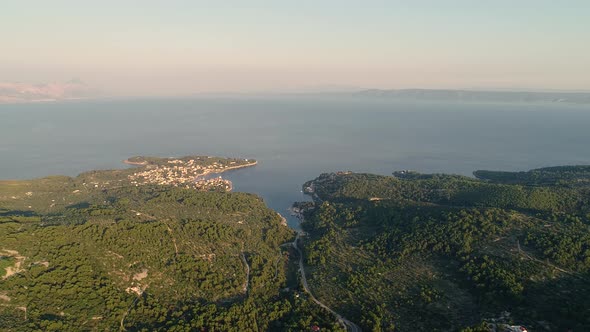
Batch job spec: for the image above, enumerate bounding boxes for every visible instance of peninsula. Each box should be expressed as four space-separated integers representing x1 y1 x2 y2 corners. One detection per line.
124 155 257 191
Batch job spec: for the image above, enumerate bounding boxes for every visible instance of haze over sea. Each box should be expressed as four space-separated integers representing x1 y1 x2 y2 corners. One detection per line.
1 96 589 228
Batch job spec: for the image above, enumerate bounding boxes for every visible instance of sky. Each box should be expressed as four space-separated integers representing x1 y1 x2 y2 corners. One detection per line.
2 0 590 96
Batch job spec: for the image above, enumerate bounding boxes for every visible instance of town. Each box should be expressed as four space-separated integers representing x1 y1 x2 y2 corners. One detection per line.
127 157 254 191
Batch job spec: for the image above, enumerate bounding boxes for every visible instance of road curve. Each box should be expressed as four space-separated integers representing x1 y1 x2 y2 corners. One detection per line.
292 232 362 332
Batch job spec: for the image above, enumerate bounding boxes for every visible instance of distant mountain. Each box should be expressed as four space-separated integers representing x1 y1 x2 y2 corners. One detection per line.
0 80 95 103
355 88 590 104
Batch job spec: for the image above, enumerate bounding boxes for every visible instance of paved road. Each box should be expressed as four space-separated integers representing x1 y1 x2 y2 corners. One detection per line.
292 232 362 332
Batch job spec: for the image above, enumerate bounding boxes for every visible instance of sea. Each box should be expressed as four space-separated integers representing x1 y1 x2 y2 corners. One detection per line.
1 95 589 228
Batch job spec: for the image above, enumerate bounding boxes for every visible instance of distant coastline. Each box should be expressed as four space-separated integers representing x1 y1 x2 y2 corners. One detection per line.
354 88 590 104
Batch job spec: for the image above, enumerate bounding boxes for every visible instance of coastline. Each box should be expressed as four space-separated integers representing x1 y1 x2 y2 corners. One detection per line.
122 158 257 173
194 161 258 180
123 159 148 166
277 212 288 226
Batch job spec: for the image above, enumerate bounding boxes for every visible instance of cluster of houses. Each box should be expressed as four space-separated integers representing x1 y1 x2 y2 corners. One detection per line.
194 176 232 191
128 159 234 191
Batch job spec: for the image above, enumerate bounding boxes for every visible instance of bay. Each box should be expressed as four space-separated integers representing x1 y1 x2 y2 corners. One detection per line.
1 96 589 228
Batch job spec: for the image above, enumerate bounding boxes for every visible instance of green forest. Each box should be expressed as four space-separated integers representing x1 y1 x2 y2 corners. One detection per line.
298 166 590 331
3 161 590 331
0 159 343 331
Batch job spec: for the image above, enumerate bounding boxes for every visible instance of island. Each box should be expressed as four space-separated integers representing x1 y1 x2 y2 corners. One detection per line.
295 166 590 331
0 156 343 331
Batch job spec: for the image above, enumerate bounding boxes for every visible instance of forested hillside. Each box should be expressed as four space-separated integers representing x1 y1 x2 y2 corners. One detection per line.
298 167 590 331
0 160 343 331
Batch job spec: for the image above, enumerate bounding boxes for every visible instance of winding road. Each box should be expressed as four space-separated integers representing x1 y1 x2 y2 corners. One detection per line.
291 232 362 332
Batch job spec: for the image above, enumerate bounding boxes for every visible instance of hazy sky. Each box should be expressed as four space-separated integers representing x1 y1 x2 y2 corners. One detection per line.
2 1 590 95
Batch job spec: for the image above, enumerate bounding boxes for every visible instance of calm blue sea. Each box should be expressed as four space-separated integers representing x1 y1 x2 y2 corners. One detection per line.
1 96 589 228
